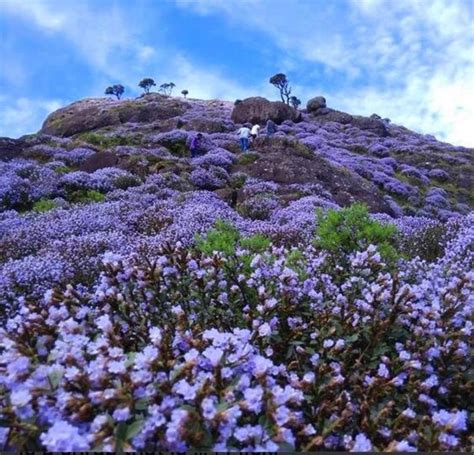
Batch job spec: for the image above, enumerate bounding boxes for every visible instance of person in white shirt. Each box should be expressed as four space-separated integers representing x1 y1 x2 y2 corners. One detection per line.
250 124 261 143
237 126 251 152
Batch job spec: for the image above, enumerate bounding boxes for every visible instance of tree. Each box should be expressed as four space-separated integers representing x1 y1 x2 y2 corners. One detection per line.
159 82 176 96
104 84 125 100
138 78 156 94
269 73 291 105
290 96 301 110
181 89 189 98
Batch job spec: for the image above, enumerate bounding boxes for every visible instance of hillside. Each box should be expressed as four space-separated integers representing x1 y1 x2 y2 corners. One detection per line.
0 93 472 452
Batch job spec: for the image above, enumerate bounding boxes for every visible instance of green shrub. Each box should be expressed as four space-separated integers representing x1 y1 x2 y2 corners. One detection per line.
229 173 247 189
399 223 448 261
77 132 142 148
314 203 399 264
238 153 260 165
196 220 271 257
54 165 72 174
195 220 240 255
69 190 105 204
32 198 58 213
114 175 141 190
240 234 271 253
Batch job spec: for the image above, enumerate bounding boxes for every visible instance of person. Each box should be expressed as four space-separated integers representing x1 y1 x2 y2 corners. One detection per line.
266 119 276 138
237 125 251 152
250 124 261 142
190 133 204 158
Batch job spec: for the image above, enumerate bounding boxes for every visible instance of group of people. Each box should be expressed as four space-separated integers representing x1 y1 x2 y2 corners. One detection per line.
237 119 276 152
189 119 278 157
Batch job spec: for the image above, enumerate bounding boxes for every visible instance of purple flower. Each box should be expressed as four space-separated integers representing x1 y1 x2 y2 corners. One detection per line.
113 406 130 421
351 433 372 452
40 421 90 451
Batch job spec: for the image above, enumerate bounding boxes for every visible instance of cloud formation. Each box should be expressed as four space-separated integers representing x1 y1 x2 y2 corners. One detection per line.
0 0 472 145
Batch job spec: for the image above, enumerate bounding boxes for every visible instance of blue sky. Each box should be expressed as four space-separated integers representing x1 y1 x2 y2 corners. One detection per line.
0 0 473 146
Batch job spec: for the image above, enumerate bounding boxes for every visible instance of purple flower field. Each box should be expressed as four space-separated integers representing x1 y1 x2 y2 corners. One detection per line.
0 94 472 451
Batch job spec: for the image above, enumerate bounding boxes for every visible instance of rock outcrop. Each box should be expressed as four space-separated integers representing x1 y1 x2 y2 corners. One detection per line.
79 151 119 173
306 96 327 112
231 97 301 125
233 138 395 215
41 94 187 137
309 108 388 137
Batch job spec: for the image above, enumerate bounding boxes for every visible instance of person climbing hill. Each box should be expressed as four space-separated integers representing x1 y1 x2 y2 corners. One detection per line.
190 133 204 157
250 124 261 141
237 125 251 152
266 119 276 138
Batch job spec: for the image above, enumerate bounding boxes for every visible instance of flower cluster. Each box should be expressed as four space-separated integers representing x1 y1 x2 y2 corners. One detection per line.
0 220 472 450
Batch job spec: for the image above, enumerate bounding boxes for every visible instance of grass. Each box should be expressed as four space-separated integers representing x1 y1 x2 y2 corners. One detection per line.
237 152 260 165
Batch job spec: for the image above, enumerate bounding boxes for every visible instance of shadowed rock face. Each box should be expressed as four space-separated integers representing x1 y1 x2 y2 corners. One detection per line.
233 138 395 215
231 97 301 125
41 94 187 137
79 151 119 173
308 108 388 137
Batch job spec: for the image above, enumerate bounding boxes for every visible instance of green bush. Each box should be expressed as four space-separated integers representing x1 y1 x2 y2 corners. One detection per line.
399 223 447 261
237 152 260 165
195 220 240 255
240 234 271 253
54 165 72 174
69 190 105 204
32 198 58 213
196 220 271 256
314 203 399 264
77 132 142 148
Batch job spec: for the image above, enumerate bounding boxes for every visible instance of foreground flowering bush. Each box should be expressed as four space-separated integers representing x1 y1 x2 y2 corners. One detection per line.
0 217 472 451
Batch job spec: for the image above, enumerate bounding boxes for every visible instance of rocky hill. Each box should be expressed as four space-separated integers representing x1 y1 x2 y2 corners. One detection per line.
0 93 473 452
2 93 472 221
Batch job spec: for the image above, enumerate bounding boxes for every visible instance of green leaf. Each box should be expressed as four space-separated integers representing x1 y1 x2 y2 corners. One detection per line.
126 419 144 440
48 370 63 389
115 422 127 451
346 333 359 343
134 398 149 411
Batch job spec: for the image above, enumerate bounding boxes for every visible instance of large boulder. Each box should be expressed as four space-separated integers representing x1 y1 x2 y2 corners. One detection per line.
79 151 119 172
231 97 301 125
306 96 326 112
41 94 187 137
351 115 388 137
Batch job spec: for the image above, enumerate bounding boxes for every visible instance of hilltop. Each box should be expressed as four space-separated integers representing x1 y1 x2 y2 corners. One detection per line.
2 93 472 221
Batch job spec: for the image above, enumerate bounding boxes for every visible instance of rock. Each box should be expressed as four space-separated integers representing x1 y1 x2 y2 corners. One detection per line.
232 138 395 215
182 118 229 133
370 113 382 120
306 96 327 112
79 151 119 172
312 107 331 115
230 97 301 125
310 108 353 124
41 94 187 137
351 116 389 137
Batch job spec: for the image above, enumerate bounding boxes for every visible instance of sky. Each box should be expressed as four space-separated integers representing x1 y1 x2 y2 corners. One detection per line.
0 0 473 146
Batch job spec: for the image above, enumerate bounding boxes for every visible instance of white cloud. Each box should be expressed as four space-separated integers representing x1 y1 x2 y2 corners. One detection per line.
0 96 63 138
177 0 474 146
